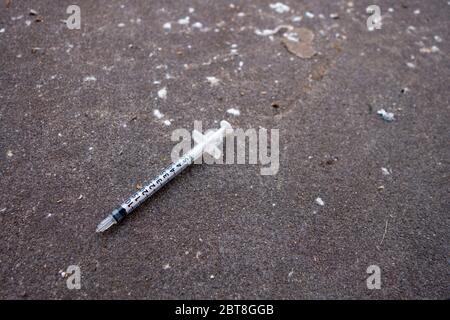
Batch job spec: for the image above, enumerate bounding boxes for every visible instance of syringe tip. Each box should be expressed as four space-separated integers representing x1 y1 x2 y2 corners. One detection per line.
96 215 116 233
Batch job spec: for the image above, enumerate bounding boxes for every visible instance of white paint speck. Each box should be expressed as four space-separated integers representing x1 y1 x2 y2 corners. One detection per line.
25 20 32 26
288 270 294 277
153 109 164 119
188 7 195 13
305 11 315 18
420 46 440 53
158 87 167 99
388 8 394 13
163 22 171 30
118 23 125 28
285 32 299 42
255 25 293 37
406 62 416 69
381 167 391 176
414 9 421 15
178 16 190 25
226 108 240 116
330 13 339 19
315 197 325 206
255 29 276 36
210 275 215 279
0 28 5 33
163 264 171 270
206 76 220 86
7 150 13 157
434 35 443 43
163 119 171 126
192 22 203 29
377 109 395 122
291 16 302 22
66 43 74 54
270 2 290 14
83 76 97 82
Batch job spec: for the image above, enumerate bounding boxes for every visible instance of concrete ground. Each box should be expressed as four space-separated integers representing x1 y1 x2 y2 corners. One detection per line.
0 0 449 299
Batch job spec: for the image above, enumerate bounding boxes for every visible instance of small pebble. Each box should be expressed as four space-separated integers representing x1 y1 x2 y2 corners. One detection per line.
269 3 290 14
153 109 164 119
178 16 190 25
377 109 395 122
226 108 240 116
83 76 97 82
158 87 167 99
206 76 220 86
315 197 325 206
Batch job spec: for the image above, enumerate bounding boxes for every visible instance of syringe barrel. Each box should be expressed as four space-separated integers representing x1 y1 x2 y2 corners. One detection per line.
117 154 193 218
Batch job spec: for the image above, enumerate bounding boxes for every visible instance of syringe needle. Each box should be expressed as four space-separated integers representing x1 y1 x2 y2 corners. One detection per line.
96 120 233 233
96 215 116 233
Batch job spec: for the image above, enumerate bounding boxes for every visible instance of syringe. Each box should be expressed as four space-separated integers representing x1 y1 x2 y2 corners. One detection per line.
96 120 233 233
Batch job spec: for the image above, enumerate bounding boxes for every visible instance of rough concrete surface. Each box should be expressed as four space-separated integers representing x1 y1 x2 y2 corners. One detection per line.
0 0 449 299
